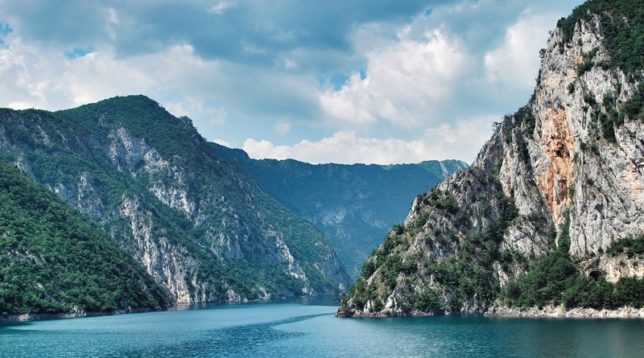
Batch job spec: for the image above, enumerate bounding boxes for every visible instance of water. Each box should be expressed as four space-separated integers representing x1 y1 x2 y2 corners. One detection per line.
1 298 643 357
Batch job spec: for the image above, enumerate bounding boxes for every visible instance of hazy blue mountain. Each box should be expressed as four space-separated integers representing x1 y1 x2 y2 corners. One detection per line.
211 144 467 278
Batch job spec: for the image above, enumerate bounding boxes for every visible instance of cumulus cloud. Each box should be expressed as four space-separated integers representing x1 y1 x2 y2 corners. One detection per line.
0 38 196 110
484 11 562 90
320 28 469 127
0 0 582 164
243 115 496 164
0 29 318 142
0 0 437 65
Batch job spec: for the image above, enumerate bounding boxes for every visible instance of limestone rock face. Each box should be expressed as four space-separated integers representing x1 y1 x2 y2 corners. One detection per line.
0 96 350 304
530 18 643 257
340 3 642 317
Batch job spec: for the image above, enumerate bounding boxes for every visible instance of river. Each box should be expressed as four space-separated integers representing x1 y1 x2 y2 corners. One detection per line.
1 297 643 357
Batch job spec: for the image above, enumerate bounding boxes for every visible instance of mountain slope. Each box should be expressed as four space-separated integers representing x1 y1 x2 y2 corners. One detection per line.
339 0 643 317
0 96 349 304
0 159 171 316
211 144 466 278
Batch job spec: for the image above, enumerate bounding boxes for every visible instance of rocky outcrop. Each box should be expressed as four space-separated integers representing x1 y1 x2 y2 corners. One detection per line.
339 0 643 317
119 194 214 304
0 96 350 304
581 254 644 283
487 305 644 319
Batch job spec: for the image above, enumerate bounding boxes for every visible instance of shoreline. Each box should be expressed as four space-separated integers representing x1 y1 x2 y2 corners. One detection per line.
0 307 160 324
0 294 341 323
485 306 644 319
337 306 644 319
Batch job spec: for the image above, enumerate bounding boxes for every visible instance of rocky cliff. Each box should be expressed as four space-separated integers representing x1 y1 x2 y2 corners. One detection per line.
0 96 350 304
211 144 466 279
339 0 643 317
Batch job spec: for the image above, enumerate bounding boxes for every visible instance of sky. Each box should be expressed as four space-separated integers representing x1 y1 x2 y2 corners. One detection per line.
0 0 584 164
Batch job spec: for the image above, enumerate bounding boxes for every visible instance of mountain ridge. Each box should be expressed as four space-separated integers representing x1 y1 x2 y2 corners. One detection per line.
0 95 350 304
339 0 643 318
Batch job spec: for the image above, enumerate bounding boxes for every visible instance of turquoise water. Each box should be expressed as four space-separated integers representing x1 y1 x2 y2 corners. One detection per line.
1 298 643 357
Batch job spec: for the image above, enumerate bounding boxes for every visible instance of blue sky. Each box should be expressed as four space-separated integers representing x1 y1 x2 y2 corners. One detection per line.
0 0 583 164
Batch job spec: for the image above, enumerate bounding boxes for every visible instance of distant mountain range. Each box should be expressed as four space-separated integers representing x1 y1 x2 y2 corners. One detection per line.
211 144 466 278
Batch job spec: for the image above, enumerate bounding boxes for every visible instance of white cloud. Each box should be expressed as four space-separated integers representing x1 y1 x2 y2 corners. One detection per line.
484 11 560 90
0 37 203 110
0 28 324 151
208 0 238 14
6 101 35 110
0 1 580 165
242 115 496 165
320 28 469 128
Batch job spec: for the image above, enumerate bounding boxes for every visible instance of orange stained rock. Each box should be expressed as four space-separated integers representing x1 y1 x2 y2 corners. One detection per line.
536 106 576 222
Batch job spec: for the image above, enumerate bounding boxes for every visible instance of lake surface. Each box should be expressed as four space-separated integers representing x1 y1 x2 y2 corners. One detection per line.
1 297 643 357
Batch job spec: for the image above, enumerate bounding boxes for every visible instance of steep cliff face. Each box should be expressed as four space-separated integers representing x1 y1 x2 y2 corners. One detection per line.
340 0 643 317
211 144 466 279
0 96 350 304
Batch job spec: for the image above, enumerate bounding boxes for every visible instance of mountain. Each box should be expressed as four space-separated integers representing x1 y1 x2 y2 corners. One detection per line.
0 159 172 317
339 0 643 317
211 144 466 278
0 96 349 304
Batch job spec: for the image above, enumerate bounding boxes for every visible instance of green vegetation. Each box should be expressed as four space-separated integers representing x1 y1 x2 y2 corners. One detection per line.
416 289 441 312
417 188 519 312
584 92 597 106
576 48 599 76
501 214 642 309
606 236 644 258
622 82 644 122
342 0 644 316
599 92 620 141
0 96 349 302
344 174 522 314
501 250 643 309
557 0 643 80
345 164 643 313
557 0 643 139
60 96 201 163
584 83 642 143
0 160 172 315
343 277 379 312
